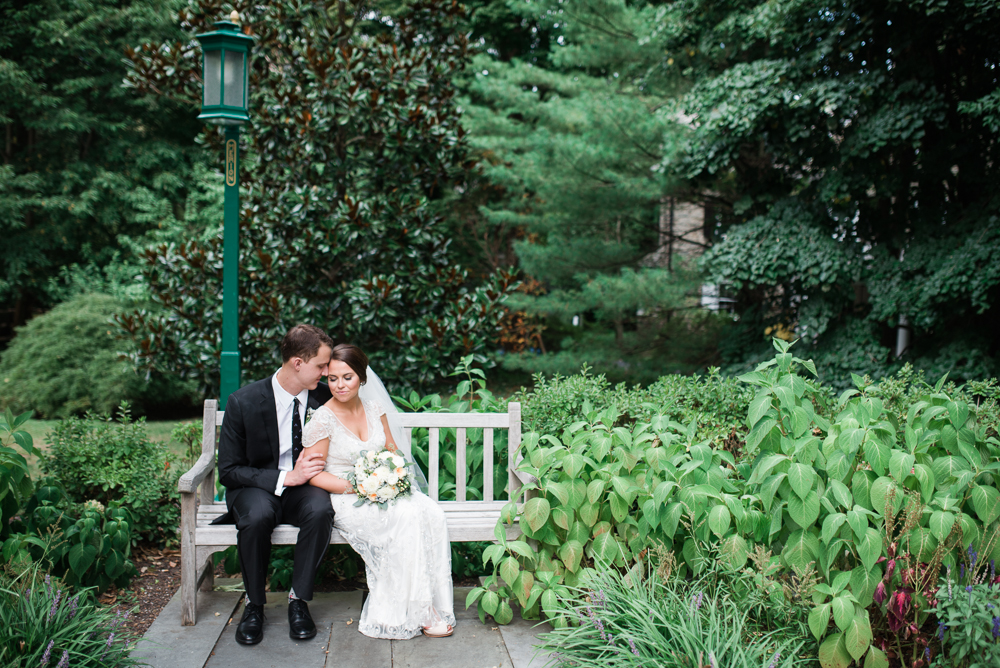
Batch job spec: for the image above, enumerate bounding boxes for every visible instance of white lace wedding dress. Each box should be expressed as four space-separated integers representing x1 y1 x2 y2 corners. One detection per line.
302 399 455 639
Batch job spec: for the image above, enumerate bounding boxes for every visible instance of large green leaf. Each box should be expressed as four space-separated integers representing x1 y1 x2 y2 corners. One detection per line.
748 392 773 427
819 633 852 668
863 437 891 476
609 493 629 523
661 502 683 539
845 612 873 661
888 450 915 484
857 528 883 572
551 506 572 531
929 510 956 542
821 513 847 545
563 453 586 479
588 532 621 563
523 497 551 533
558 540 584 573
906 527 937 562
500 556 520 584
782 530 820 571
720 534 749 570
864 647 890 668
788 463 817 499
708 504 731 538
68 543 97 575
809 603 831 641
850 564 882 608
788 490 821 528
831 596 855 632
852 470 877 511
869 477 900 517
828 479 853 510
971 485 1000 525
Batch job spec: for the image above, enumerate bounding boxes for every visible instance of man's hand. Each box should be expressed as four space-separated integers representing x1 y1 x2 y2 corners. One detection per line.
284 451 326 487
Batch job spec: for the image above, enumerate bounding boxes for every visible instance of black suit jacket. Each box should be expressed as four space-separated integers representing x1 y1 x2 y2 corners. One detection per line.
217 376 333 494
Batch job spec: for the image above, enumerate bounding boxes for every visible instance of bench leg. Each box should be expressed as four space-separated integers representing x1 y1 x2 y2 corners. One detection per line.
180 493 197 625
199 556 215 592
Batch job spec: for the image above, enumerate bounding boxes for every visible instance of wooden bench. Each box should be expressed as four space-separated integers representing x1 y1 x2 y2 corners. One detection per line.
177 399 528 625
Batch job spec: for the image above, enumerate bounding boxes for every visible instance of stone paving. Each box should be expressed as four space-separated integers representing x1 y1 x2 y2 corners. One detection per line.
134 581 553 668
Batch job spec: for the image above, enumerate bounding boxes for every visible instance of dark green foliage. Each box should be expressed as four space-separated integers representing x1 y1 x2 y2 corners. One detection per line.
41 404 179 545
656 0 1000 376
120 0 516 395
0 560 140 667
932 568 1000 667
0 0 207 317
0 294 195 418
460 0 717 377
5 484 136 594
0 408 33 540
513 366 753 442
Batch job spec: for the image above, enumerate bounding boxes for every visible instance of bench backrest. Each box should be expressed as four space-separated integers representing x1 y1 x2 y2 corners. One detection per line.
200 400 524 504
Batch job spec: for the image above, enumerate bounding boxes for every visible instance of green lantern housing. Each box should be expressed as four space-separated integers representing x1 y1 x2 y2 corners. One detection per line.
196 11 253 125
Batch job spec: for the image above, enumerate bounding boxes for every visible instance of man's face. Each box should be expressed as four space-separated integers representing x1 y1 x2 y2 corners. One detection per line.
293 344 332 390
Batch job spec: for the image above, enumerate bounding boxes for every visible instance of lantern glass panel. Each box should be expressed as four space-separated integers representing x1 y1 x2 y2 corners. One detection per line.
223 50 245 109
204 50 222 106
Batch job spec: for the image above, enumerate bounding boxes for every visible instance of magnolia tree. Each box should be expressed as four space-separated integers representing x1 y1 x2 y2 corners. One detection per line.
121 0 516 394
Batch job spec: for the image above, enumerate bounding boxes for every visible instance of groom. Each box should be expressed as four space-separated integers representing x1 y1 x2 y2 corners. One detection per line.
217 324 336 645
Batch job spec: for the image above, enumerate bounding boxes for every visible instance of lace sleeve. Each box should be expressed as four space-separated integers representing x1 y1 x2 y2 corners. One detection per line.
367 398 387 418
302 408 332 448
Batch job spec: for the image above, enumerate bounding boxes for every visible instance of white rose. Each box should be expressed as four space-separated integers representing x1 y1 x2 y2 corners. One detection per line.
383 486 398 499
366 451 378 462
362 475 380 491
384 472 399 485
374 465 391 481
378 450 394 461
391 455 405 468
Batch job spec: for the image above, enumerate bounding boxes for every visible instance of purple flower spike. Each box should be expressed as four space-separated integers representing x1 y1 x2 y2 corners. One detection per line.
968 544 978 565
628 637 639 657
937 621 947 640
56 650 68 668
41 639 54 666
68 595 79 620
993 616 1000 640
924 647 931 661
48 590 62 621
768 651 781 668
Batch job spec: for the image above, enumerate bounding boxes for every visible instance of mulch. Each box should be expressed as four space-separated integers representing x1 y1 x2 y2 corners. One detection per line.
112 543 482 638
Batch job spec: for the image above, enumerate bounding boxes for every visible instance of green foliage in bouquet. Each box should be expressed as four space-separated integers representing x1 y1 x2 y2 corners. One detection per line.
0 559 140 667
469 339 1000 668
42 403 179 545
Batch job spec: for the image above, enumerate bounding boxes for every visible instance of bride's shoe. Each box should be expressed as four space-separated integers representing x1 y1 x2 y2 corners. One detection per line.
421 608 454 638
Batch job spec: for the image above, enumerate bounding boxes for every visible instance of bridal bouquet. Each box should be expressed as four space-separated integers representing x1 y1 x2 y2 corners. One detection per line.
344 448 413 508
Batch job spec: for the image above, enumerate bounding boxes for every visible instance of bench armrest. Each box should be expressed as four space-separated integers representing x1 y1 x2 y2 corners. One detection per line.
178 453 215 494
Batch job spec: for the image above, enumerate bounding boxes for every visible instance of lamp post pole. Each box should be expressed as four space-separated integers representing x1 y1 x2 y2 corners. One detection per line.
196 10 252 408
220 125 241 405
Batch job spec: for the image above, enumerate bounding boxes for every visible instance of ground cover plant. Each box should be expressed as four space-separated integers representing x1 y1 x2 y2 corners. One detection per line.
0 559 140 667
465 339 1000 668
535 552 812 668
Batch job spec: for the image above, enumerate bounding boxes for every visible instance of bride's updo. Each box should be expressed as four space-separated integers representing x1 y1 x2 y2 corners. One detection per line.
330 343 368 385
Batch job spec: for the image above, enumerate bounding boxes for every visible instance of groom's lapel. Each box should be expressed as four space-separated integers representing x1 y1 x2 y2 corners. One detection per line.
259 381 280 465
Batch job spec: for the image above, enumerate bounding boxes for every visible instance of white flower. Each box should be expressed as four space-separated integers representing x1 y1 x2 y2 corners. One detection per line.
384 471 399 485
377 451 394 461
366 451 378 462
373 466 391 481
391 455 405 468
362 475 380 492
304 407 316 424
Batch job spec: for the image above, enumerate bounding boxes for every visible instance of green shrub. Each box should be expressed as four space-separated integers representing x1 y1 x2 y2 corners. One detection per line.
512 366 753 444
0 293 195 419
0 408 35 540
470 339 1000 668
931 561 1000 667
0 559 140 667
41 404 179 545
534 560 813 668
4 486 136 594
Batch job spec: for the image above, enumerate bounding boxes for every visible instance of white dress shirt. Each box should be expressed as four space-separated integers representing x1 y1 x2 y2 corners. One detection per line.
272 371 309 496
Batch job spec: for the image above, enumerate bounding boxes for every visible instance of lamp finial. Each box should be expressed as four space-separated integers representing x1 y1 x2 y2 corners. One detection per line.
230 10 240 23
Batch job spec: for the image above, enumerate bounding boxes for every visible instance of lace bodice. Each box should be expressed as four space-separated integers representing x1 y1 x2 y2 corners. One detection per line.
302 399 386 477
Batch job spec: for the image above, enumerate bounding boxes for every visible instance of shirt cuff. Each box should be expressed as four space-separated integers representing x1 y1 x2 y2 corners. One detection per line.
275 470 288 496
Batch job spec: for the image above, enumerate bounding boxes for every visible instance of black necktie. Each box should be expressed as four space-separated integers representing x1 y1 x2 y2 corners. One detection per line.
292 397 303 466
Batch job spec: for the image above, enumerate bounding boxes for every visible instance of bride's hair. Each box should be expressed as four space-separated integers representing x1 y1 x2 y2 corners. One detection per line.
330 343 368 384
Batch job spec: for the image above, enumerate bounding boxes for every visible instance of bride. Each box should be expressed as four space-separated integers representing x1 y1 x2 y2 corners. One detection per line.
301 343 455 639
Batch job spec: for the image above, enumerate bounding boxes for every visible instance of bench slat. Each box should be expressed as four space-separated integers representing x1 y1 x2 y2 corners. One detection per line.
456 427 466 502
483 428 494 502
429 427 439 501
397 413 510 428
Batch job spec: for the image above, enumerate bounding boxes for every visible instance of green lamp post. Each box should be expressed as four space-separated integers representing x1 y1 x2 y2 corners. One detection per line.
197 10 252 408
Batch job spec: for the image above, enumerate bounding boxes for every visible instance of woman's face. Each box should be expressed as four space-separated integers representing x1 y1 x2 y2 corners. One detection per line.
328 359 362 403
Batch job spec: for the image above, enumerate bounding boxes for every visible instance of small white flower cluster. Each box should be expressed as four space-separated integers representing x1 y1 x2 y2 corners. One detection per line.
345 448 412 507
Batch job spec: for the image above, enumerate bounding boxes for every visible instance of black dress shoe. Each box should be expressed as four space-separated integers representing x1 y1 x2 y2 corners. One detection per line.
235 601 266 645
288 598 317 640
